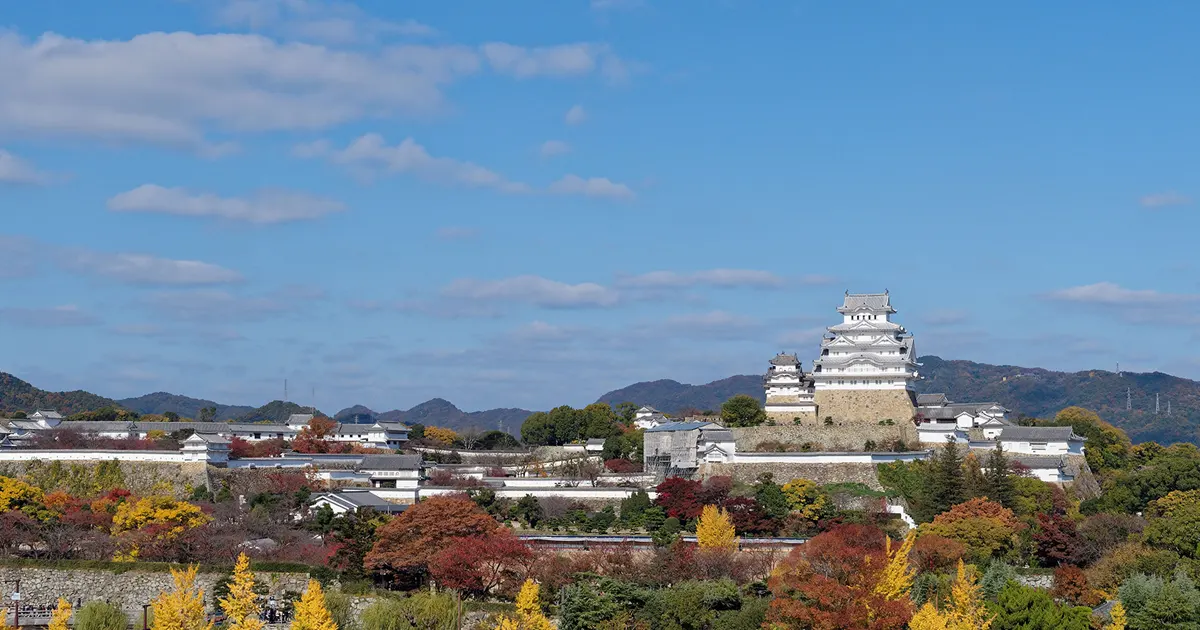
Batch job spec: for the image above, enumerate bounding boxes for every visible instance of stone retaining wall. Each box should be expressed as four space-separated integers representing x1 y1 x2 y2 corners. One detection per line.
701 461 884 489
813 389 916 427
0 566 310 619
732 424 914 452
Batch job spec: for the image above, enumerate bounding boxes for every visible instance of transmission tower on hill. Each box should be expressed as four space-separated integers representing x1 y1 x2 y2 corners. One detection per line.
1127 388 1132 411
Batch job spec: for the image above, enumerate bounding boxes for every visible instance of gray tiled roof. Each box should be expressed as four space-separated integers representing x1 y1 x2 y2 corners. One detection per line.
189 432 231 445
838 292 892 311
699 429 734 441
769 353 800 367
999 426 1081 441
287 414 315 425
916 393 948 406
637 406 660 413
1008 455 1066 470
644 421 721 433
358 454 422 471
315 491 409 512
586 438 606 447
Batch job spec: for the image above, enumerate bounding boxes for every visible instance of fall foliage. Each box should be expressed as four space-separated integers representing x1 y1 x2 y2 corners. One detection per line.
494 579 553 630
365 495 499 576
695 505 737 551
423 426 458 446
219 553 263 630
47 598 71 630
292 580 337 630
151 565 213 630
429 529 533 595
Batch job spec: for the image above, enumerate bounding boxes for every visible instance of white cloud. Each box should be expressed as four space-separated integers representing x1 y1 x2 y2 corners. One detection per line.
1141 191 1192 208
145 285 319 321
0 31 627 149
57 249 244 285
618 269 784 289
548 174 635 200
441 275 619 308
216 0 437 44
312 134 634 199
435 226 480 241
107 184 346 224
564 104 587 125
0 149 51 185
540 140 571 157
664 310 757 330
319 134 532 193
0 304 98 327
1045 282 1199 306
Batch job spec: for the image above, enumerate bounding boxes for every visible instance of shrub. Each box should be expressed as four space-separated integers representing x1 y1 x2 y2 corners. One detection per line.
74 601 127 630
323 589 356 630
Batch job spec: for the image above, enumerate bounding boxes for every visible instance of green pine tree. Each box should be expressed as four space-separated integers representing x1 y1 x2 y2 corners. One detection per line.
927 440 965 517
985 444 1015 508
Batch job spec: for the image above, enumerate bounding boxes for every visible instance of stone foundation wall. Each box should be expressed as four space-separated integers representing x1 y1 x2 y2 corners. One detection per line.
765 409 818 424
732 424 914 452
0 461 208 498
814 389 916 426
0 565 310 618
701 461 883 489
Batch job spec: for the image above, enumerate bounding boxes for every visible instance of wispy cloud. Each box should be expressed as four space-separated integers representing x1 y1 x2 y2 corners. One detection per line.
565 104 587 125
145 285 323 322
547 174 635 200
617 268 785 289
0 30 629 150
307 134 635 199
1140 192 1192 208
1044 282 1199 306
108 184 346 224
0 149 52 185
0 305 98 327
436 226 480 241
0 234 243 286
540 140 571 157
216 0 437 44
441 275 620 308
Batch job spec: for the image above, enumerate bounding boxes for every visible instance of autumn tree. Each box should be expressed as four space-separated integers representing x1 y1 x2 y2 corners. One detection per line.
1033 512 1080 567
720 395 766 428
292 580 337 630
423 426 458 446
1143 489 1200 558
921 498 1023 563
151 565 213 630
112 495 212 561
494 579 553 630
1051 565 1101 607
874 532 916 601
429 529 533 595
365 495 499 579
48 598 71 630
654 477 704 521
219 553 263 630
781 478 833 521
696 505 737 551
766 524 914 629
292 417 340 454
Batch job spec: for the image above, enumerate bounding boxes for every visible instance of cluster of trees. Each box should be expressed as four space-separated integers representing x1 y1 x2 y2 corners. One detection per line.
407 424 522 451
520 403 626 446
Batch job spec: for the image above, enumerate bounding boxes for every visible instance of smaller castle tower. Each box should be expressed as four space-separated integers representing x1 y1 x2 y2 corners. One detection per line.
764 353 817 422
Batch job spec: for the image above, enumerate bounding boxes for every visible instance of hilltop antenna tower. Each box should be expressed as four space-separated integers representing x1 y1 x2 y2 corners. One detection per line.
1118 362 1122 377
1127 388 1132 411
284 379 288 403
1168 399 1172 416
1156 393 1160 414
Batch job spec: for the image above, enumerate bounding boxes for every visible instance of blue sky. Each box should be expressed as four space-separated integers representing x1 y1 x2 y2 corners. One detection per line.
2 1 1198 414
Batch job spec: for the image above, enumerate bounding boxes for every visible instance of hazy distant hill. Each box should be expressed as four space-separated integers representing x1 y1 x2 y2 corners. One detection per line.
597 376 762 414
341 398 533 432
118 392 254 421
234 400 323 424
594 356 1200 445
0 372 120 415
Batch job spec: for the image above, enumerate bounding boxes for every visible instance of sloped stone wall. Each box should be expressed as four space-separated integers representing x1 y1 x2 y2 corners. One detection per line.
731 423 914 452
813 389 916 426
701 461 884 489
0 565 310 618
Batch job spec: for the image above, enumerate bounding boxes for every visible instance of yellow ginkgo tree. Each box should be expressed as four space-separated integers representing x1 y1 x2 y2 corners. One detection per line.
696 504 738 551
908 560 993 630
219 553 263 630
494 579 552 630
872 532 916 601
292 580 337 630
151 565 213 630
47 598 72 630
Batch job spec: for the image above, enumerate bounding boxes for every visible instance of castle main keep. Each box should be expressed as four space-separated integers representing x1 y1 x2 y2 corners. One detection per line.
766 291 918 426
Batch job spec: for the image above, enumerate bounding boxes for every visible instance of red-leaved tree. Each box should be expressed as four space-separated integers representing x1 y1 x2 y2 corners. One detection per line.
1033 512 1080 567
766 524 913 630
429 529 534 596
655 477 705 520
365 495 499 580
292 416 340 454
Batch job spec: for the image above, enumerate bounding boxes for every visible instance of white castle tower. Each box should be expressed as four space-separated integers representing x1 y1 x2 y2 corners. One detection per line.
763 353 817 421
810 291 919 423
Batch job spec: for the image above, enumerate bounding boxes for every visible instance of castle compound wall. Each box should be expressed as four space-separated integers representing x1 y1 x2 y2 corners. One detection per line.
814 389 916 427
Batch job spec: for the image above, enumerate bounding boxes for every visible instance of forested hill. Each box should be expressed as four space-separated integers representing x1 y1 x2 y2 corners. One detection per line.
0 372 120 415
118 392 254 421
595 356 1200 445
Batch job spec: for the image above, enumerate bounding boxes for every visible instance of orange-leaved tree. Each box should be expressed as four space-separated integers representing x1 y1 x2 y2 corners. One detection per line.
908 560 992 630
365 495 498 579
695 504 737 551
920 497 1023 563
766 524 913 629
423 426 458 446
292 417 340 454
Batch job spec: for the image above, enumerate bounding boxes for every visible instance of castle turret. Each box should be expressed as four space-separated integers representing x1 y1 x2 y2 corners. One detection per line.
764 352 817 422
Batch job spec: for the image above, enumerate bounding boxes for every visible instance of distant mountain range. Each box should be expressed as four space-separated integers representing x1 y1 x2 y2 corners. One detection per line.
3 356 1199 443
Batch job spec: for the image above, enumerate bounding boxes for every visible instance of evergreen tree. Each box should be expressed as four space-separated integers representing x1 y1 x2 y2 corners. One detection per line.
928 441 965 517
962 453 989 500
219 553 263 630
753 473 790 521
985 445 1014 508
